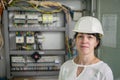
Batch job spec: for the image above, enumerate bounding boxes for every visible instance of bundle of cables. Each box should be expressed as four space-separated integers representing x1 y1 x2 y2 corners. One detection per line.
8 0 71 23
0 0 4 50
65 37 73 59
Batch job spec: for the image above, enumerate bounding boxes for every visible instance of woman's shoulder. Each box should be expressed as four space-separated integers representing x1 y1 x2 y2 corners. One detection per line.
92 61 113 74
96 61 111 69
61 59 74 68
94 61 113 79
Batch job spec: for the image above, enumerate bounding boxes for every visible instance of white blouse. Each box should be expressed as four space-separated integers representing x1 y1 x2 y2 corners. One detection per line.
58 59 113 80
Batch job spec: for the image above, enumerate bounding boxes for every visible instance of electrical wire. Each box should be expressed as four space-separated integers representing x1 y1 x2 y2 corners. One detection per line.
29 3 62 14
7 0 71 23
65 36 73 58
8 0 14 5
0 0 5 9
0 25 4 50
0 1 4 50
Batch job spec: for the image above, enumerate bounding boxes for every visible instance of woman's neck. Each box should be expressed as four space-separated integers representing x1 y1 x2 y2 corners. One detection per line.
74 54 100 65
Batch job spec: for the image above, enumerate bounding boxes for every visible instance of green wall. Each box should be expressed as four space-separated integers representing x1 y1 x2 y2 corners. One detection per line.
97 0 120 79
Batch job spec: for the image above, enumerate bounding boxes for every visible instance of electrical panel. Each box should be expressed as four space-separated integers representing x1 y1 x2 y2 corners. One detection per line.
4 7 66 78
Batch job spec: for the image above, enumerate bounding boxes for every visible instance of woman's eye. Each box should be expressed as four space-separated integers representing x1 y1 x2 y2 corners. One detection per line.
88 35 94 39
78 36 83 39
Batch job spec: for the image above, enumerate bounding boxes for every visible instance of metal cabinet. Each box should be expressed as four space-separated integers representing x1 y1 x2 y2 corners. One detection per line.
3 6 68 78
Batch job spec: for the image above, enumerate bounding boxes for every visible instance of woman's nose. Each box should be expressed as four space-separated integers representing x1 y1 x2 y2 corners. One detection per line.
81 37 88 43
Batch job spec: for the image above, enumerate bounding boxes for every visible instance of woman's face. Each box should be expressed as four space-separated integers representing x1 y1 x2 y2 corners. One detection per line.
75 33 99 55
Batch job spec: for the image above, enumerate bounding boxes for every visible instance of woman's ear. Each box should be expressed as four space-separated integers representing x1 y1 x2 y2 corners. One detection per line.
95 40 99 49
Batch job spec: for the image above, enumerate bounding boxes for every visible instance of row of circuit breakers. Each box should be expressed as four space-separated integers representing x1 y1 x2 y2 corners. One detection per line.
11 55 63 71
14 13 56 24
9 11 64 27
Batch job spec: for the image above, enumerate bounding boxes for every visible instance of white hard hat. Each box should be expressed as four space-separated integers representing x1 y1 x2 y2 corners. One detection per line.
73 16 104 36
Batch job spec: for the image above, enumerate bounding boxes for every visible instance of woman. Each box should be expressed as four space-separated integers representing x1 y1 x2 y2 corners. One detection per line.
58 16 113 80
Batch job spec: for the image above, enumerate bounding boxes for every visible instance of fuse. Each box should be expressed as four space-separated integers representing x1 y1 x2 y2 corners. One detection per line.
27 14 38 23
42 14 53 24
14 14 26 23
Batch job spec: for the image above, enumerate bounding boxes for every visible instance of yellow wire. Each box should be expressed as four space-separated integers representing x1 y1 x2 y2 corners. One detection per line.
30 3 62 14
8 0 70 23
66 36 72 54
0 25 4 50
8 0 63 14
